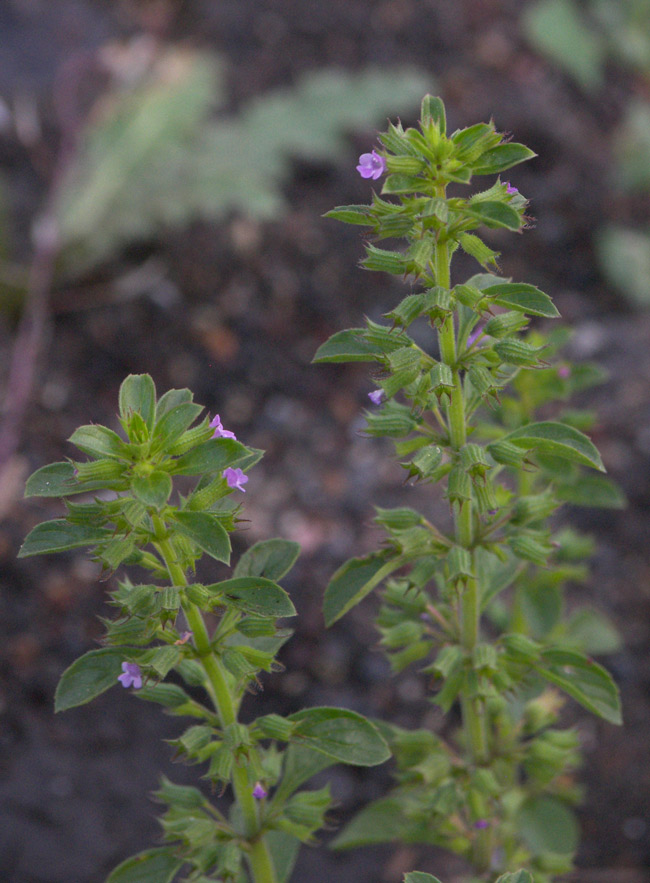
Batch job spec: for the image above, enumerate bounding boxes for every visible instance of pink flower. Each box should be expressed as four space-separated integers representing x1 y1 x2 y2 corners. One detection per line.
368 388 384 405
210 415 236 440
505 182 518 196
356 150 386 180
558 365 571 379
223 466 248 492
117 662 142 690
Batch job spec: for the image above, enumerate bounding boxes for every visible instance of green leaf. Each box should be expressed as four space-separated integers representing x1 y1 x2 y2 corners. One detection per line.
496 421 604 472
172 510 231 563
155 387 194 418
24 462 86 498
495 872 534 883
382 173 425 194
68 424 128 459
288 707 390 766
153 402 204 448
273 743 336 804
54 648 125 712
118 374 156 431
332 797 409 848
472 143 537 175
404 874 444 883
131 471 172 509
421 94 446 134
522 0 605 92
324 205 373 225
171 438 248 475
323 554 402 626
207 576 296 618
565 608 622 655
482 282 559 318
535 648 622 724
106 847 184 883
596 225 650 308
517 794 579 856
18 520 111 557
556 473 626 509
466 200 522 230
234 538 300 580
266 831 301 883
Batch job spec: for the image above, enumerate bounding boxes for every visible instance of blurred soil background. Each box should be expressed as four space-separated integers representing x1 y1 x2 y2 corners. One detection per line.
0 1 649 881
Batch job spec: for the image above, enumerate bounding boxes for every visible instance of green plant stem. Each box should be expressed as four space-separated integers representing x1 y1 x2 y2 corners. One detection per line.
434 221 492 872
151 517 277 883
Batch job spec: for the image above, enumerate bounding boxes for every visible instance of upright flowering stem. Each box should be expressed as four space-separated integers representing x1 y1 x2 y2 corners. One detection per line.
152 516 278 883
434 209 491 869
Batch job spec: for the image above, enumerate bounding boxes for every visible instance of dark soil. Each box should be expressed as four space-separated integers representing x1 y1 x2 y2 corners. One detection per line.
1 2 649 882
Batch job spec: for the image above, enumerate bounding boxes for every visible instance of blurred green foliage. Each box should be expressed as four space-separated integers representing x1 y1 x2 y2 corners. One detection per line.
53 45 430 276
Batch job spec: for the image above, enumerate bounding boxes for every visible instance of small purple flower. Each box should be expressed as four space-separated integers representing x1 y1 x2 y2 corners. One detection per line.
505 182 518 196
223 466 248 492
210 414 237 440
253 782 267 800
558 365 571 379
368 388 384 405
356 150 386 180
117 662 142 690
474 819 490 829
467 325 483 348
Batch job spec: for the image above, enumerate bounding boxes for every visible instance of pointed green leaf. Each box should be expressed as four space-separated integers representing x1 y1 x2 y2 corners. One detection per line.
68 424 128 459
171 438 249 475
495 872 534 883
472 143 537 175
273 743 336 804
288 707 390 766
517 794 579 856
324 205 373 225
18 520 112 557
55 648 126 712
118 374 156 431
207 576 296 618
266 831 301 883
155 387 194 418
106 847 184 883
131 471 172 509
556 474 626 509
496 422 605 472
483 282 560 318
535 647 622 724
153 402 204 448
172 511 231 563
332 797 409 849
24 462 87 498
466 200 522 230
404 874 445 883
234 538 300 580
323 554 402 626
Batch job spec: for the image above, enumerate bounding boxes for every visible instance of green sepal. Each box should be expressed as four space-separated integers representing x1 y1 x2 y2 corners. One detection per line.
361 244 407 274
106 847 184 883
18 519 112 557
54 648 126 712
288 707 390 766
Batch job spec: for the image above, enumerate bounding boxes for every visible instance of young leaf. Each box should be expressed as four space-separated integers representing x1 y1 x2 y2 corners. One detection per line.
288 707 390 766
24 462 87 498
517 794 579 856
171 438 248 475
153 402 204 448
323 553 403 626
466 200 522 231
18 520 112 557
472 143 537 175
272 743 336 804
495 422 605 472
172 511 231 563
68 424 128 459
131 471 173 509
535 648 622 724
324 205 373 225
54 648 126 712
404 874 445 883
105 847 184 883
118 374 157 432
331 797 410 849
234 538 300 580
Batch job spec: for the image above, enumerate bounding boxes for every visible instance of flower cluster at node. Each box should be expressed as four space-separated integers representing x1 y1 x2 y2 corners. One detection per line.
223 466 248 492
210 415 237 439
356 150 386 180
118 661 142 689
